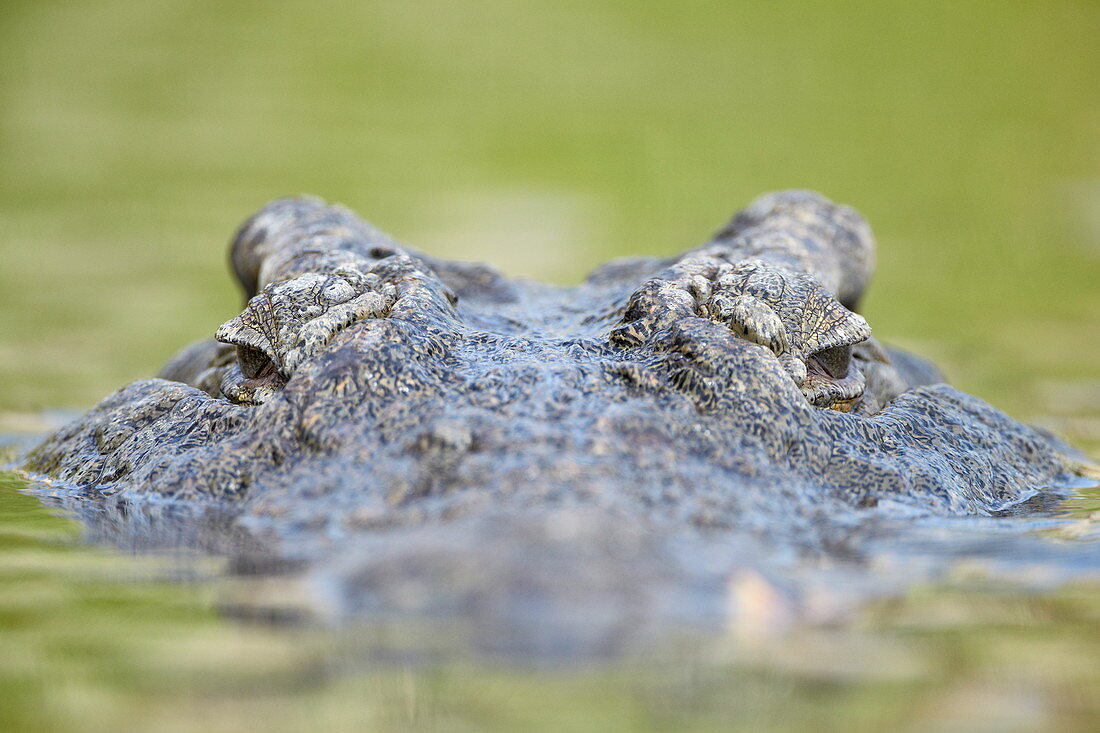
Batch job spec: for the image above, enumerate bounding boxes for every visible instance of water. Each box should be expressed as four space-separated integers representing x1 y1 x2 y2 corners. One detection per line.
3 457 1100 731
3 0 1100 729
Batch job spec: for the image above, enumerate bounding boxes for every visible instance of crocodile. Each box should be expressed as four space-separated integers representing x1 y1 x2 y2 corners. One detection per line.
16 191 1094 647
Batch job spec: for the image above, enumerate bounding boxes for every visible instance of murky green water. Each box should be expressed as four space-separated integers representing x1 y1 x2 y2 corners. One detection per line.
2 1 1100 729
3 463 1100 732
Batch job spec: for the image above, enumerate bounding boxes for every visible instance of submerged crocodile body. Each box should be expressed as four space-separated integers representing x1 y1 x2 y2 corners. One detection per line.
17 191 1092 646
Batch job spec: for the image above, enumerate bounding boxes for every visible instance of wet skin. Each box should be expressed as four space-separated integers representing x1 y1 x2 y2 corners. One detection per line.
22 191 1078 515
15 192 1093 645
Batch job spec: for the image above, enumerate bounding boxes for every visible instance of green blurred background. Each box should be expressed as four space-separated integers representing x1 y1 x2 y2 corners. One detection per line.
1 0 1099 419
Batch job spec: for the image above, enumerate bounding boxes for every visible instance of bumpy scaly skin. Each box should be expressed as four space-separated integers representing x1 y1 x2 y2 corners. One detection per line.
22 192 1080 540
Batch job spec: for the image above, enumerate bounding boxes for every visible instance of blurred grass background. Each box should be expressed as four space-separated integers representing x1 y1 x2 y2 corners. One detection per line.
1 0 1098 417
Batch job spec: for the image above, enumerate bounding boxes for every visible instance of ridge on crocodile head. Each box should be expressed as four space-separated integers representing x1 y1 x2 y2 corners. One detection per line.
19 190 1085 535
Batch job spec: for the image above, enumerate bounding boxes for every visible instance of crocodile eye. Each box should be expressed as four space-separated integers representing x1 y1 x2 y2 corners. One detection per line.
236 344 277 380
807 344 851 380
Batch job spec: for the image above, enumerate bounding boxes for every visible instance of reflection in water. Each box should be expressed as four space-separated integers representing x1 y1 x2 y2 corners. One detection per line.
4 433 1100 730
24 466 1100 649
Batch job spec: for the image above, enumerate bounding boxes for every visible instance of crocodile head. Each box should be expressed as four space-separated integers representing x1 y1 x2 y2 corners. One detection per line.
22 192 1075 532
